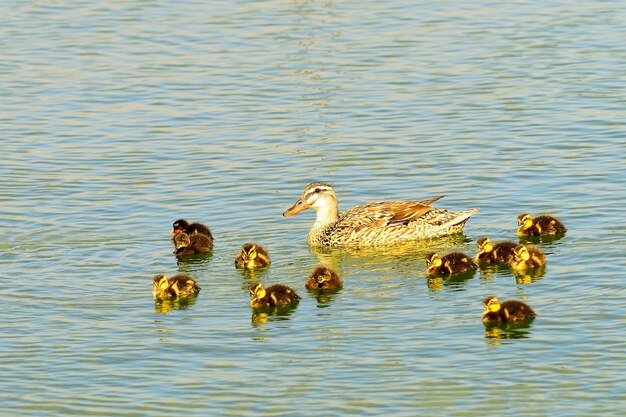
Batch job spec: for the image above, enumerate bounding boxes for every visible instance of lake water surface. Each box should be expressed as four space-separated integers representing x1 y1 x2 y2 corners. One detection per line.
2 0 625 415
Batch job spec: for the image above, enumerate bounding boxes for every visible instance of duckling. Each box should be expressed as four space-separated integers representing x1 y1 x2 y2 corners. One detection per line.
509 244 546 270
171 219 214 240
482 296 536 323
305 266 343 290
476 237 518 264
153 274 201 299
425 251 477 276
235 243 271 269
249 282 301 308
172 232 213 256
517 213 566 236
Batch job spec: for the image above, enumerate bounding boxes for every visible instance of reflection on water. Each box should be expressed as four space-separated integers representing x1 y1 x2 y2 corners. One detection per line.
426 269 477 292
518 234 567 246
513 266 546 285
484 320 535 345
307 288 342 308
251 303 300 329
154 294 199 314
309 234 469 272
176 252 214 270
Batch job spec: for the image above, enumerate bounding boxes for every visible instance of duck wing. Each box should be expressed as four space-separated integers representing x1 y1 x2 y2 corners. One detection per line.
337 196 444 230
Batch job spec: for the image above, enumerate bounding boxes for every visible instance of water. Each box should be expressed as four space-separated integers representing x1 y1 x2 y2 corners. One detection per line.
2 0 625 415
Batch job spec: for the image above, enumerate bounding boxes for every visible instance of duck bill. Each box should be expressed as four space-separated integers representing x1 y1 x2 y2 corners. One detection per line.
283 199 309 217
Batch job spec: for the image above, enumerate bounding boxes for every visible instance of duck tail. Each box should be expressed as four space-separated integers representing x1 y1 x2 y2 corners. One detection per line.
440 208 479 228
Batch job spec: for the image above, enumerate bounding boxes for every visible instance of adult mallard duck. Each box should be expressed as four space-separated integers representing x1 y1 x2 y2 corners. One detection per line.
283 182 478 246
249 282 301 308
475 237 517 264
172 232 213 255
153 274 201 299
509 244 546 270
235 243 271 269
482 296 536 323
517 213 566 237
425 251 477 276
305 265 343 290
171 219 214 241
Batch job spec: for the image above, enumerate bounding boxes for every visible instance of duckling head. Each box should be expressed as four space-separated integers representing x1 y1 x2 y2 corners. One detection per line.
153 274 171 298
513 245 530 262
312 266 333 284
283 182 338 220
240 243 257 262
171 219 189 235
517 213 533 231
477 237 493 254
425 252 443 269
483 296 501 314
249 282 266 306
173 232 191 249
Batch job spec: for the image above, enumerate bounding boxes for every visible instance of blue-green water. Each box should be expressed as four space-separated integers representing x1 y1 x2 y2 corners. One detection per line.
2 1 625 415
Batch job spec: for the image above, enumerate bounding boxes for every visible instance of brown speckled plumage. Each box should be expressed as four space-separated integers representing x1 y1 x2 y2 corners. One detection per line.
283 182 478 247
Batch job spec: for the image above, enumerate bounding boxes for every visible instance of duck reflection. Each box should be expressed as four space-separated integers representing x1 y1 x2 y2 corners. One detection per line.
176 252 213 269
483 321 535 344
309 234 469 273
426 269 477 292
251 303 300 329
154 294 199 314
513 266 546 284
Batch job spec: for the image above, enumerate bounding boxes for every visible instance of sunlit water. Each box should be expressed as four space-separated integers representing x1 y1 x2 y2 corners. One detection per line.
1 1 625 415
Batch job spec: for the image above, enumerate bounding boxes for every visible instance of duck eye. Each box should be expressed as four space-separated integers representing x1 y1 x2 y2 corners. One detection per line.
314 188 321 193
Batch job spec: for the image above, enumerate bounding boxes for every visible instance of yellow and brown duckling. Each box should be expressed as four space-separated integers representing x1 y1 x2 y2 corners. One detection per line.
153 274 201 299
305 266 343 290
235 243 271 269
171 219 214 241
249 282 301 308
172 232 213 255
517 213 566 237
476 237 518 264
425 251 477 276
482 296 536 323
509 244 546 270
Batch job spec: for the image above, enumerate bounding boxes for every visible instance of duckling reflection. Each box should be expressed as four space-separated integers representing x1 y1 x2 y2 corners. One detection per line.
484 321 535 343
513 265 546 284
250 303 300 329
426 268 476 292
154 294 199 314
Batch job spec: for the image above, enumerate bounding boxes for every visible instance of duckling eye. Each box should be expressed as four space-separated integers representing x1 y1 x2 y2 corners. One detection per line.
314 188 321 193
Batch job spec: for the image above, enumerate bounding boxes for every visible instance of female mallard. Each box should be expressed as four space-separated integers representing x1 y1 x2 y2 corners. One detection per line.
509 244 546 270
153 274 201 299
173 232 213 255
283 182 478 246
305 265 343 290
476 237 517 264
249 282 301 308
517 213 566 237
171 219 214 240
482 296 536 323
235 243 271 269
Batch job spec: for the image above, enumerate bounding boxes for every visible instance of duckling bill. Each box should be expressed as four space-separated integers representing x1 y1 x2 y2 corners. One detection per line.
249 282 301 308
153 274 201 299
305 266 343 290
235 243 271 269
517 213 566 237
425 251 477 276
482 296 536 323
